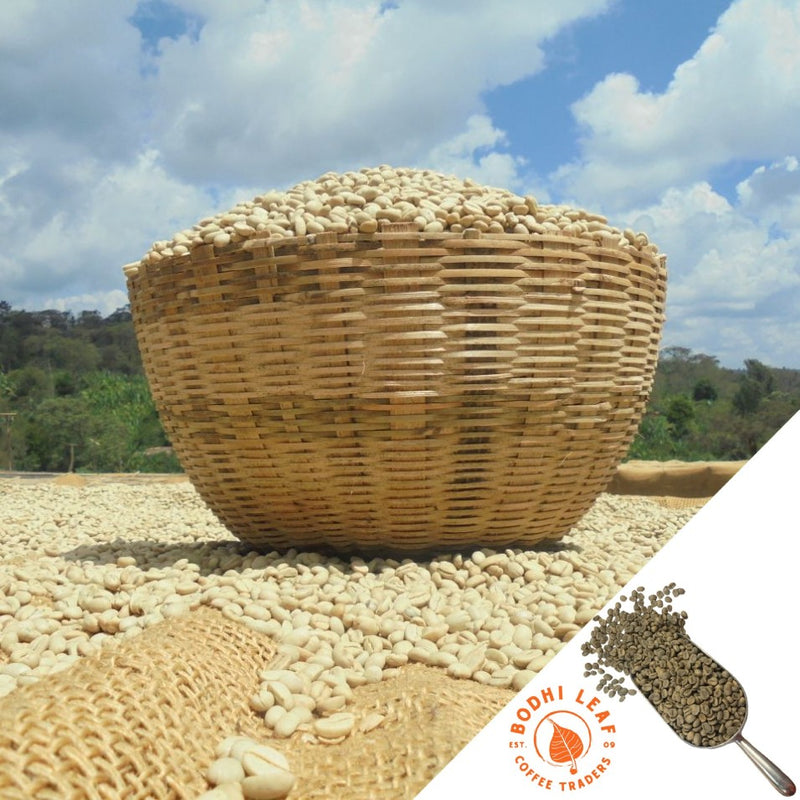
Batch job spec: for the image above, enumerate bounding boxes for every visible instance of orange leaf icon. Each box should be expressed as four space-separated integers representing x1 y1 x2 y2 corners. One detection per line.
549 719 584 774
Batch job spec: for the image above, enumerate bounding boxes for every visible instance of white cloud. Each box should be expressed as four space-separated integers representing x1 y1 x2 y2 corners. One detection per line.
424 114 527 189
1 0 609 315
617 176 800 367
0 0 144 159
538 0 800 367
148 0 610 186
1 148 216 306
41 290 131 318
554 0 800 210
736 156 800 233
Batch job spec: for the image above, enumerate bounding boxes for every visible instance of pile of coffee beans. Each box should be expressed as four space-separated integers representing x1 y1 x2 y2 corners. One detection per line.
582 584 747 747
130 166 662 271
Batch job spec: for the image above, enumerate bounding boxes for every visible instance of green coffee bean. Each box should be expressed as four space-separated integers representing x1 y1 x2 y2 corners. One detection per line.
581 584 747 747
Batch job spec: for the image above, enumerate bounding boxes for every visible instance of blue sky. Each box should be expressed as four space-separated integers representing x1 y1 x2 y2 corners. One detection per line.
1 0 799 368
484 0 734 186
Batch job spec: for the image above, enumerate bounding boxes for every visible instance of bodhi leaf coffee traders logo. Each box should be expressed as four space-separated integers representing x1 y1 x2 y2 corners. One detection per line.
507 684 616 792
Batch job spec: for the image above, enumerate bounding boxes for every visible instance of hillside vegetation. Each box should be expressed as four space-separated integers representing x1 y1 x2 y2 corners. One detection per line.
630 346 799 461
1 302 798 472
0 302 177 473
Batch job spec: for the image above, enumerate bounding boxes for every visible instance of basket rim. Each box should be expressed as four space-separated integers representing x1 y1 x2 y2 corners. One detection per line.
125 224 666 282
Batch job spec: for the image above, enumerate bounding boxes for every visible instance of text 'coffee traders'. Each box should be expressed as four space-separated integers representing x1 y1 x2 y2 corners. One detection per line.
508 684 616 792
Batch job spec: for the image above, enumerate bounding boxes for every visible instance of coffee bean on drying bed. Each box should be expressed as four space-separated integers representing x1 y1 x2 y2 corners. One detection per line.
0 482 704 796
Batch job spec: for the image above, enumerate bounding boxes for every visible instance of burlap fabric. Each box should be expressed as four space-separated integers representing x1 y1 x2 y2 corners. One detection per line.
607 459 743 498
0 607 275 799
285 664 512 799
650 495 712 509
0 607 511 800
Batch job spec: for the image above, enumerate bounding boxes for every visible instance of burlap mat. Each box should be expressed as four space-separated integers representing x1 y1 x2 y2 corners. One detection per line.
607 460 743 498
0 607 511 800
0 607 275 799
648 495 712 509
283 664 512 799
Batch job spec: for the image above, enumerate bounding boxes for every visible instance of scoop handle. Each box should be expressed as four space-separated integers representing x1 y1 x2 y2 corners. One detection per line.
735 734 796 796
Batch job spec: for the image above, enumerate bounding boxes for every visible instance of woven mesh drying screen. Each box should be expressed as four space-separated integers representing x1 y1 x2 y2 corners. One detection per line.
0 607 275 800
128 224 666 551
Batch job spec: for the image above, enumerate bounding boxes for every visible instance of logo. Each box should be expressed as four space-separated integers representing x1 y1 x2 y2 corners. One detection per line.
507 684 616 792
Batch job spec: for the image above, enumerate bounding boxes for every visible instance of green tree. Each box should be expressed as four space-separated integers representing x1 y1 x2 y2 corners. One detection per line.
732 359 775 416
20 397 101 471
732 379 762 415
744 359 775 394
23 331 100 374
0 369 12 401
692 378 718 402
666 395 695 439
8 366 51 406
627 412 672 460
653 348 722 403
53 369 80 396
80 372 172 467
76 310 103 329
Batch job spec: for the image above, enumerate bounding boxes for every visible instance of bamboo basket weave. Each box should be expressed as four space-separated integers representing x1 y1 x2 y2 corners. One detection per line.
126 222 666 552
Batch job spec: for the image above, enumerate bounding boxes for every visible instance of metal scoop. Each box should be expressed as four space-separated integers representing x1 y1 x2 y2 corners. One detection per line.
635 639 795 796
585 586 795 795
731 732 796 797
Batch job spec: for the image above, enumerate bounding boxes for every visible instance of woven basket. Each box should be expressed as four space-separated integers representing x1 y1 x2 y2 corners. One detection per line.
126 222 666 551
